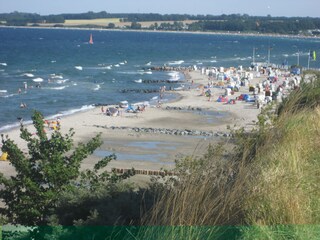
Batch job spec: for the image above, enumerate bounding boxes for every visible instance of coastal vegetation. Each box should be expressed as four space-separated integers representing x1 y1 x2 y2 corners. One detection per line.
135 70 320 239
1 11 320 36
1 70 320 239
0 111 135 227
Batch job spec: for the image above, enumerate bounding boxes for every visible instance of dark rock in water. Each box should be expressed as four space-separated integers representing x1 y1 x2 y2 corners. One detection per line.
142 79 179 84
119 89 159 93
165 106 203 112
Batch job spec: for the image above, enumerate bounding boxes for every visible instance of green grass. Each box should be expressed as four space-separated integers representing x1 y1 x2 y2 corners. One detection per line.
137 70 320 239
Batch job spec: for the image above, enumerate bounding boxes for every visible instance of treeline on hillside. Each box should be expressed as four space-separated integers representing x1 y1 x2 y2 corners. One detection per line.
1 11 320 35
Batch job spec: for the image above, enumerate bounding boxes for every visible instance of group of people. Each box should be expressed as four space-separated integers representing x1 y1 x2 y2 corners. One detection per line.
44 118 61 131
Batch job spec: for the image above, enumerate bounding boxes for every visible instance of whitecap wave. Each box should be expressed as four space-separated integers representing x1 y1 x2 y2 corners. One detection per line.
56 79 69 84
50 86 68 90
168 71 181 81
22 73 34 78
0 63 7 66
168 60 184 65
75 66 83 70
0 121 32 132
43 105 95 122
50 74 63 79
93 84 101 91
1 93 19 98
33 77 44 82
134 79 142 83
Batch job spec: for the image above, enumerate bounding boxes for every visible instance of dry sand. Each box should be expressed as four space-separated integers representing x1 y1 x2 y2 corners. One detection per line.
0 69 263 181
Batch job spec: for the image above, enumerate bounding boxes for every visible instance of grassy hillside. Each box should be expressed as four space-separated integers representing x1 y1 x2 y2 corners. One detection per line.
137 71 320 239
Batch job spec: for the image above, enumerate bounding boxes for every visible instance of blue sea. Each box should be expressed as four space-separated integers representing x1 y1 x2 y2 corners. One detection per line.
0 27 319 131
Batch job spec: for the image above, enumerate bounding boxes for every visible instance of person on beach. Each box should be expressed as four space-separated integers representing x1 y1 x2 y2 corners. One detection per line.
101 106 104 113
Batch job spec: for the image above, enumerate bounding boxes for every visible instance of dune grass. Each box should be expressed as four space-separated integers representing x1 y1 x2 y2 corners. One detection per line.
136 71 320 239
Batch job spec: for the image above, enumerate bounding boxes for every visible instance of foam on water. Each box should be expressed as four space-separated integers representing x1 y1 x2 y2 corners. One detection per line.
56 79 69 84
46 105 95 120
48 86 68 90
75 66 83 70
93 84 101 91
168 60 184 65
22 73 34 78
33 78 44 82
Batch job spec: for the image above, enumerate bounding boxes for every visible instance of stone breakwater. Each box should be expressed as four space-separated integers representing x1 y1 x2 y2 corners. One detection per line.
165 106 203 111
149 66 194 71
93 125 232 138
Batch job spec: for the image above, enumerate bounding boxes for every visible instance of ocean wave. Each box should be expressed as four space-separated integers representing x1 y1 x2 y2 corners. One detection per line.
1 93 19 98
0 121 32 132
167 71 181 81
22 73 34 78
50 86 68 90
93 84 101 91
42 105 95 123
134 79 142 83
56 79 69 84
33 77 44 82
59 105 95 117
118 71 141 75
168 60 184 65
50 74 63 79
87 65 112 70
75 66 83 71
0 63 7 66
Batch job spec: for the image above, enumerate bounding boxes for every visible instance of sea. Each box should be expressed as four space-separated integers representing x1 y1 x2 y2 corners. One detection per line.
0 27 319 131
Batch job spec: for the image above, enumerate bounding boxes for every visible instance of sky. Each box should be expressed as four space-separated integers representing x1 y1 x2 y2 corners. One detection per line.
0 0 319 18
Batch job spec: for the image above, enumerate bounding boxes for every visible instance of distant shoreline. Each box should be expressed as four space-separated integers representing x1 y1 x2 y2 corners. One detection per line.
1 25 319 40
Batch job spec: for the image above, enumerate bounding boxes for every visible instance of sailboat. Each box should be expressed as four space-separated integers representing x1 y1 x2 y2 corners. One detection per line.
89 34 93 44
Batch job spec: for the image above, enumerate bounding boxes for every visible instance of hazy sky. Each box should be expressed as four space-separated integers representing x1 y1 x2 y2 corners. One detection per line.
1 0 319 17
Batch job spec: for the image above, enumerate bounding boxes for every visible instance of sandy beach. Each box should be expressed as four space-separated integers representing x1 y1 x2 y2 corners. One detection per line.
0 69 263 181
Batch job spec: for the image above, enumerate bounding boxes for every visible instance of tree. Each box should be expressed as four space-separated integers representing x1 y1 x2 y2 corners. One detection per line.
130 21 141 29
0 111 133 226
106 23 115 29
